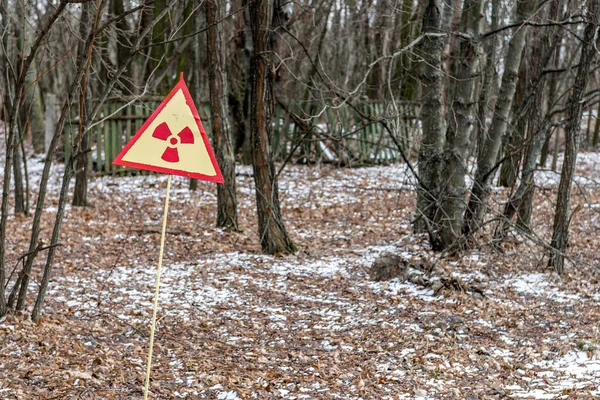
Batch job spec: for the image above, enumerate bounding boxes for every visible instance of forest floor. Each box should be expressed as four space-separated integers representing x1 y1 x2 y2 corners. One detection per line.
0 150 599 399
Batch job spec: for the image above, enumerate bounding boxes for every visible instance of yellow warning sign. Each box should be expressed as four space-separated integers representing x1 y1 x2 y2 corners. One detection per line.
113 77 223 182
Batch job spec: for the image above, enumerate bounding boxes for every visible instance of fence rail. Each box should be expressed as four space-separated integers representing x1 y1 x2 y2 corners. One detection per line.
64 100 419 175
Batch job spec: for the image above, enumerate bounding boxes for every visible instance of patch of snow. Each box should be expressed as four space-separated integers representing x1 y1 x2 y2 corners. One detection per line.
217 391 241 400
505 273 581 303
507 351 600 398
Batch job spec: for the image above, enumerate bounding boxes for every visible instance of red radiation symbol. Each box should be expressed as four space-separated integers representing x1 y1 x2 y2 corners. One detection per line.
152 122 194 163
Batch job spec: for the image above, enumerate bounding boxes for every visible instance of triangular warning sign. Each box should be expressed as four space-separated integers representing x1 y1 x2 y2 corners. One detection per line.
113 77 223 183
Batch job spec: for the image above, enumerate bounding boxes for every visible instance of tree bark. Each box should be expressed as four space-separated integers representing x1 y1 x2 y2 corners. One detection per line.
414 0 444 235
0 0 6 120
248 0 296 255
367 0 393 100
513 0 565 230
475 0 499 162
497 49 530 188
207 0 238 230
548 0 599 273
240 0 254 165
72 2 93 208
434 0 484 250
592 100 600 148
463 0 535 237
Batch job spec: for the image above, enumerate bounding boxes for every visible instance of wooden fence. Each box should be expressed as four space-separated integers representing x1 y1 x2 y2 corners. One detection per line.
64 99 418 175
64 98 211 176
271 102 419 165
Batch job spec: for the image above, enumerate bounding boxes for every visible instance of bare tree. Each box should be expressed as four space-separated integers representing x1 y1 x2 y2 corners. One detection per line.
463 0 536 238
247 0 296 254
414 0 444 235
207 0 238 230
434 0 484 250
548 0 599 273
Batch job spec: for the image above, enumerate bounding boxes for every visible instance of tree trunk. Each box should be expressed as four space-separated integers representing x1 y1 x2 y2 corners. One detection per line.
497 50 530 188
189 2 205 192
0 0 69 317
14 1 95 311
414 0 444 235
513 0 565 230
32 161 75 322
0 0 5 120
247 0 296 255
463 0 534 237
207 0 238 230
21 63 46 154
240 0 254 165
73 2 94 208
475 0 499 162
30 0 169 320
548 0 599 273
434 0 484 250
494 120 550 241
367 0 393 100
72 128 89 206
592 100 600 148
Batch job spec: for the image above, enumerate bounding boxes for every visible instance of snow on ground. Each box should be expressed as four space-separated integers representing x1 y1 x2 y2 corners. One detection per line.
44 239 600 399
0 152 600 398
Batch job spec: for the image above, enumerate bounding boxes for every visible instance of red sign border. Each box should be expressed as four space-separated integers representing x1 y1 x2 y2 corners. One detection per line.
112 76 224 183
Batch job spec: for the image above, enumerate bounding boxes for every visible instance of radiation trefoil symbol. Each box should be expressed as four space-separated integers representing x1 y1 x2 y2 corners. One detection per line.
151 121 194 163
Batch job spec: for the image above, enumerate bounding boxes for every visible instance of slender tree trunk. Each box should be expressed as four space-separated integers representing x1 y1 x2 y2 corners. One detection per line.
241 0 254 165
494 120 550 241
229 6 247 158
367 0 392 100
414 0 444 234
442 0 462 112
497 0 561 189
434 0 484 250
32 161 74 322
497 51 530 188
189 2 204 192
72 133 89 206
476 0 499 161
207 0 238 230
540 50 562 167
14 1 95 311
548 0 599 274
72 2 93 208
247 0 296 255
592 100 600 148
12 142 25 213
0 0 6 120
13 0 45 154
514 0 565 229
30 0 170 321
395 0 419 101
463 0 535 237
12 1 26 214
0 0 68 317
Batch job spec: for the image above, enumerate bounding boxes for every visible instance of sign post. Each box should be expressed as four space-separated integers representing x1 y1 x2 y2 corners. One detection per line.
113 73 223 398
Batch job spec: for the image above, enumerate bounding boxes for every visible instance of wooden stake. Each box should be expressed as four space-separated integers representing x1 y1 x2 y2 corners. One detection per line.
143 174 172 399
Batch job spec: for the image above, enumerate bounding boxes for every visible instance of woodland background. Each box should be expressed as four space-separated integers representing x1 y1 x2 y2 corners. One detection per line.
0 0 600 398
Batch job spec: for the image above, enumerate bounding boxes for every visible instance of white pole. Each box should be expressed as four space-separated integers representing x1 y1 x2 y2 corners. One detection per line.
143 174 172 399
